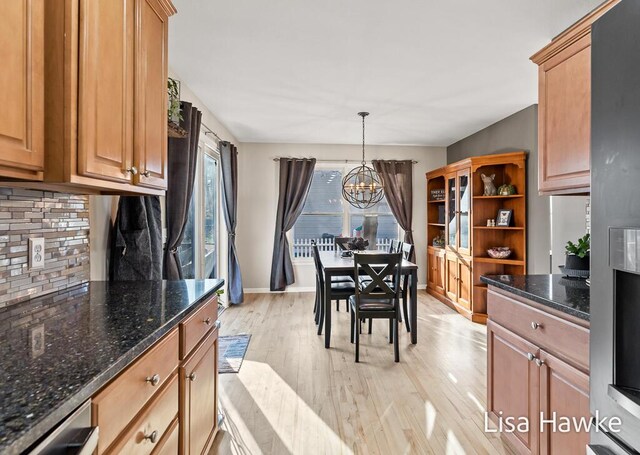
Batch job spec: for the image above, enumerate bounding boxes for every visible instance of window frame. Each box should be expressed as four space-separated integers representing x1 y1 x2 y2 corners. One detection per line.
290 162 402 263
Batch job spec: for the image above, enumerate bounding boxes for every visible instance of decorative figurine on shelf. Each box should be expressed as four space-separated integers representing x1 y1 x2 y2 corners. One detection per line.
347 237 369 251
481 173 497 196
432 232 445 248
498 183 517 196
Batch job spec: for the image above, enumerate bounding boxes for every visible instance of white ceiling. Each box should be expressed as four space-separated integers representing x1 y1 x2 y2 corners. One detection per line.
169 0 602 146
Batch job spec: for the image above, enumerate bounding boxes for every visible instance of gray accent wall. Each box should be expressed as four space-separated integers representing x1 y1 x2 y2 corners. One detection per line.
447 105 551 274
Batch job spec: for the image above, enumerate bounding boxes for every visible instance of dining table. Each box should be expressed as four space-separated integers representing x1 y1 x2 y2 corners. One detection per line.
318 250 419 348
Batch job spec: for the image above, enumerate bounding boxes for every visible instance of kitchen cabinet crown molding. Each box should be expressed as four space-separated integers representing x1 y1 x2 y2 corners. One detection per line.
530 0 620 64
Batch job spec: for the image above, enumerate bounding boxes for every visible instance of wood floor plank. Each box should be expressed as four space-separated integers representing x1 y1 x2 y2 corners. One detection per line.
210 291 516 455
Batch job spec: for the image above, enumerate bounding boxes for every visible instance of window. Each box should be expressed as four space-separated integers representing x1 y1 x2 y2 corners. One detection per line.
291 164 401 259
179 133 221 278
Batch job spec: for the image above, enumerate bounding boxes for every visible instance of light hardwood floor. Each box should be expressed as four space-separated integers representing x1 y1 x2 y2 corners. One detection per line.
211 291 515 455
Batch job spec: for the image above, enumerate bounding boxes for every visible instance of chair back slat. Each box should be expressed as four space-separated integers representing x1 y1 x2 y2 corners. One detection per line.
389 239 403 253
354 252 403 301
311 242 325 287
401 242 414 261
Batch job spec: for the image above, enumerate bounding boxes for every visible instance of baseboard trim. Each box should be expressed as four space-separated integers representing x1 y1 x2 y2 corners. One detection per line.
244 284 427 294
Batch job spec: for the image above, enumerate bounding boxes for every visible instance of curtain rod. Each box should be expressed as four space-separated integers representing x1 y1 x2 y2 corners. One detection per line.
201 123 223 142
273 158 418 164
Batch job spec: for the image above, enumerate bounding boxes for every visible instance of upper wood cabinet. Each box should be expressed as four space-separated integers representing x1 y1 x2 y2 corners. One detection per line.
531 0 619 195
77 0 136 184
43 0 175 194
0 1 45 181
134 0 170 190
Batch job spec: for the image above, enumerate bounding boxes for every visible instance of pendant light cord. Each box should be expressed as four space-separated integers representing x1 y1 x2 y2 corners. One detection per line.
359 111 369 165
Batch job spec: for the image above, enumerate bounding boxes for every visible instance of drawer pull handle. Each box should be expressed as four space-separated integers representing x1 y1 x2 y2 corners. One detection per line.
145 374 160 386
204 317 212 325
144 430 158 444
526 352 536 362
141 170 151 177
531 321 543 330
187 372 197 381
125 166 138 175
535 358 545 367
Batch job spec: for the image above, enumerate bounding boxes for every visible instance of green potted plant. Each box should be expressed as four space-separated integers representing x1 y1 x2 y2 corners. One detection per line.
167 77 187 138
565 233 590 271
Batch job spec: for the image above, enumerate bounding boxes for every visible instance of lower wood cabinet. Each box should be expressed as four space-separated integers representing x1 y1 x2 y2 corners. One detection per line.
180 328 219 455
92 295 219 455
538 350 590 455
444 253 472 311
106 373 179 455
487 288 590 455
427 247 445 295
487 321 540 455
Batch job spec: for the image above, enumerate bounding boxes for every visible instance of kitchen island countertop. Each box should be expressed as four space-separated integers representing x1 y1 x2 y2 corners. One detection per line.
0 279 224 455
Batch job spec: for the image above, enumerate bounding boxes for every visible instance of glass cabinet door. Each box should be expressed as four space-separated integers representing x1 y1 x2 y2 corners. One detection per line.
447 174 457 247
458 170 470 254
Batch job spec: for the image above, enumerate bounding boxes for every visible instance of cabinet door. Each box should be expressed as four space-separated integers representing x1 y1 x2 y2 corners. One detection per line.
427 249 437 290
446 173 457 249
0 0 44 179
134 0 168 189
445 254 458 302
180 329 218 455
77 0 135 183
487 321 540 455
539 350 590 455
435 251 446 294
457 258 471 310
457 170 471 255
538 35 591 194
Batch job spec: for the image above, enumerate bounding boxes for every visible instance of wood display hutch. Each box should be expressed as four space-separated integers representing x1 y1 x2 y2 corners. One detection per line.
426 152 527 323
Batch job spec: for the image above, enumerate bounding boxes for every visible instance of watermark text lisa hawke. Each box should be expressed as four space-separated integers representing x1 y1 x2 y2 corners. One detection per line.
485 411 622 434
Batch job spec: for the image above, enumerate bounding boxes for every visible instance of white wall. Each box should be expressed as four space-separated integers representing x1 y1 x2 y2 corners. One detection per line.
89 68 240 284
237 143 447 291
550 196 589 272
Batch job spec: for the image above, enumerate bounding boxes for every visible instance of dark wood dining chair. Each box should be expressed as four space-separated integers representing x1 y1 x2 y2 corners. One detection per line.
389 239 403 253
349 252 403 362
398 242 415 332
312 243 356 334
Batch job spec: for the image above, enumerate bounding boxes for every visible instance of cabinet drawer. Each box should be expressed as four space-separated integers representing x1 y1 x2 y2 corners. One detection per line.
93 329 179 453
107 373 179 455
487 289 589 370
152 417 179 455
180 296 218 359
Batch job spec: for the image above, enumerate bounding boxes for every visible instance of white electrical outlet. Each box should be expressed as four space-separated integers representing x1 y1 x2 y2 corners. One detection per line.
29 237 45 269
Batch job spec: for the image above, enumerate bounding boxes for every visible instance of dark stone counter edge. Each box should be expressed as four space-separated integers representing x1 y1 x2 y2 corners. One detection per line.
8 280 224 455
480 275 590 322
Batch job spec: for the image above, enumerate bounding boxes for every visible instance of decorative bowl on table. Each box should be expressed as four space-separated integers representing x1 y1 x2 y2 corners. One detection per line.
487 247 512 259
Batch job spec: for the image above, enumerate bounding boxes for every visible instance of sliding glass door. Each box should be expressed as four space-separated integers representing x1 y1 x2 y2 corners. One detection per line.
178 134 221 279
203 152 218 278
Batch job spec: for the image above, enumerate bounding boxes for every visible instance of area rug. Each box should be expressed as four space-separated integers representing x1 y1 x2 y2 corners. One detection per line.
218 334 251 374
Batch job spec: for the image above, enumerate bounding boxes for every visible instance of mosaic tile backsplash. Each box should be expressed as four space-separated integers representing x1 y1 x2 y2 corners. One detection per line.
0 188 90 308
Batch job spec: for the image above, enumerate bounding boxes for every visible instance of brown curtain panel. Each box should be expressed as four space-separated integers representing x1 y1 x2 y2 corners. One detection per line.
163 102 201 279
219 141 244 304
372 160 415 261
270 158 316 291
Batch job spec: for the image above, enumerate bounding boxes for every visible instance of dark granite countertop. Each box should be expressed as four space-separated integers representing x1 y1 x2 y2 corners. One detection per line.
0 279 224 455
480 274 590 322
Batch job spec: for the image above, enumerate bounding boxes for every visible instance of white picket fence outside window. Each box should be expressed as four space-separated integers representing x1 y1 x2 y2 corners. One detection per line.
292 238 394 258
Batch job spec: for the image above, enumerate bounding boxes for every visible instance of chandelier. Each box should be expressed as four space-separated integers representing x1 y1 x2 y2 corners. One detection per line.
342 112 384 209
